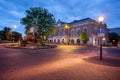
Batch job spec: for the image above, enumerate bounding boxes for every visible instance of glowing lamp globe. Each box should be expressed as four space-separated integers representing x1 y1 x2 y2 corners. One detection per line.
98 16 104 22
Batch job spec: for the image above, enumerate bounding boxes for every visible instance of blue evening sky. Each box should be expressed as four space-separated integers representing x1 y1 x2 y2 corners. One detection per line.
0 0 120 36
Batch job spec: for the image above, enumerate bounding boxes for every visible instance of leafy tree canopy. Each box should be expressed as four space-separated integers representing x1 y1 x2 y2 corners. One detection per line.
0 27 11 40
79 30 89 43
21 7 56 35
20 7 56 45
0 27 22 41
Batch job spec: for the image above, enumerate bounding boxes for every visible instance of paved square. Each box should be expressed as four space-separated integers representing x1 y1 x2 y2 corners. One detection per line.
0 45 120 80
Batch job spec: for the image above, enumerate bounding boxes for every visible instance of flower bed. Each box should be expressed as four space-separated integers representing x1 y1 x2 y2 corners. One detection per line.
5 44 57 49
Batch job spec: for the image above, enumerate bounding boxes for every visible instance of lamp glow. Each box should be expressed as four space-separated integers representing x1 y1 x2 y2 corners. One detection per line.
64 24 70 29
98 16 104 22
102 38 105 41
12 25 17 29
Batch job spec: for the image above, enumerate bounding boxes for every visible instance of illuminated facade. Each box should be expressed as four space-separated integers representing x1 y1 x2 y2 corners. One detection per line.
48 18 108 46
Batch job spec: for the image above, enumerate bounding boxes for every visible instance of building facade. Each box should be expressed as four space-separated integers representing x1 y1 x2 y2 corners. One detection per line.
48 18 108 46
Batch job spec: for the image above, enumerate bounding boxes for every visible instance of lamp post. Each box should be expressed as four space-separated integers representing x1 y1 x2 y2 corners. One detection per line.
64 24 70 45
98 16 104 60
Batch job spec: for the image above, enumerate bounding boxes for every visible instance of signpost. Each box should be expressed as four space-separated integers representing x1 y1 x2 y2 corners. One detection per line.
98 28 104 60
98 28 104 37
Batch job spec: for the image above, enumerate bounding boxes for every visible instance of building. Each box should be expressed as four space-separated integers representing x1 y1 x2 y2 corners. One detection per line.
48 18 108 46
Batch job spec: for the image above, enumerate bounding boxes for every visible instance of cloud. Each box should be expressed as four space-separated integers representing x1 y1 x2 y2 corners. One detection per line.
0 0 120 36
0 18 25 36
8 10 25 18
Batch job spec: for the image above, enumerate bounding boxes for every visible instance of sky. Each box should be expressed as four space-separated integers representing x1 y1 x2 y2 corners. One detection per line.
0 0 120 36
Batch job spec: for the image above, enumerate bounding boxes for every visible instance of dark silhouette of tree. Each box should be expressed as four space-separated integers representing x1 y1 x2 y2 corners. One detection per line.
9 31 22 42
0 27 22 42
2 27 11 40
109 32 119 46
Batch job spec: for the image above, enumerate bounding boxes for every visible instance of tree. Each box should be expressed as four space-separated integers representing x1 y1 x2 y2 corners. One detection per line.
21 7 56 45
9 31 22 42
2 27 11 40
79 30 89 44
108 32 119 46
0 30 4 40
0 27 22 42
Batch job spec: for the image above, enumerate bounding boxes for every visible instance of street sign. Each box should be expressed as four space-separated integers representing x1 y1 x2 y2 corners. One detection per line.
98 28 105 37
98 28 104 33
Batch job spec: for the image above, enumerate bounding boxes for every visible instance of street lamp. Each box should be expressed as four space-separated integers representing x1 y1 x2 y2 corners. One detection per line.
98 16 104 22
98 16 104 60
64 24 70 45
102 37 106 41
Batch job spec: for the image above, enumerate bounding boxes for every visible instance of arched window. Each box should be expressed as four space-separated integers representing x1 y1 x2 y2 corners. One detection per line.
77 39 80 44
84 27 88 31
58 39 60 43
71 39 74 44
54 39 56 43
49 40 51 42
62 39 64 43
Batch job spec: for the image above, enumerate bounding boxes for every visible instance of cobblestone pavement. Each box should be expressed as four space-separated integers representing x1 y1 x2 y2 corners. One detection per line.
0 45 120 80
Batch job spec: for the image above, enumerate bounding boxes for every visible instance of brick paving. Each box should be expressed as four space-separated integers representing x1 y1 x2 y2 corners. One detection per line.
0 45 120 80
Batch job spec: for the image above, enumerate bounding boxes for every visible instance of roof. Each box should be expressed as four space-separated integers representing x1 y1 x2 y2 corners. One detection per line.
57 18 93 25
69 18 93 25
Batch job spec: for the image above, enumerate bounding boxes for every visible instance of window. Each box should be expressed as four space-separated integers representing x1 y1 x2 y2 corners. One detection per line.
60 30 62 36
84 29 87 31
54 39 56 43
71 39 74 44
56 30 59 36
95 38 96 41
77 30 80 37
71 30 75 37
63 30 65 36
58 23 61 27
58 39 60 43
60 29 64 36
84 27 87 31
77 39 80 44
62 39 64 43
